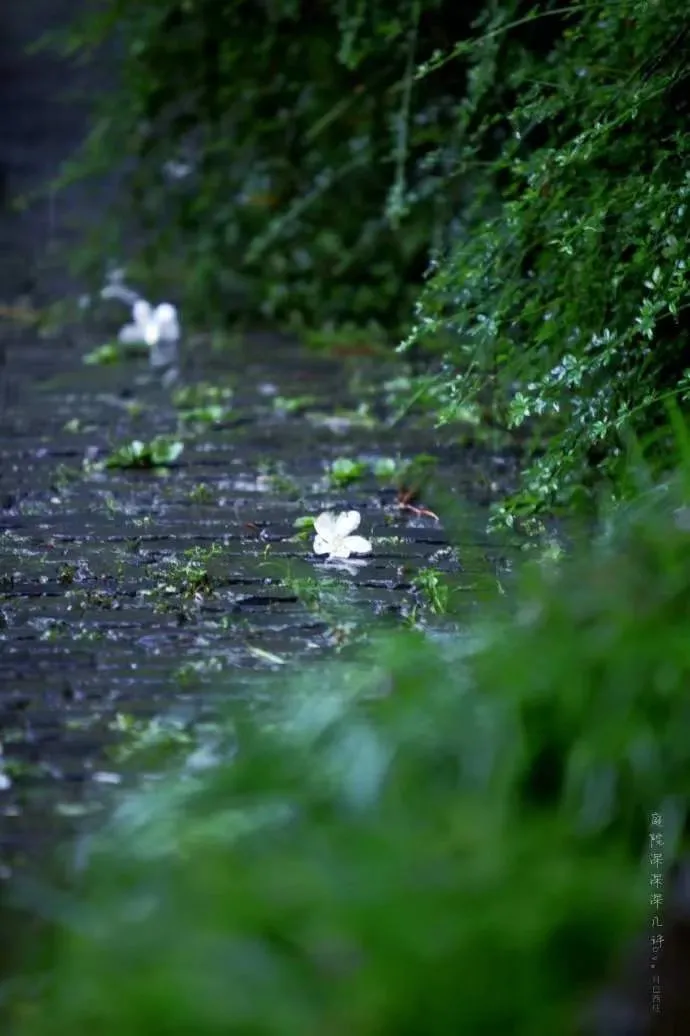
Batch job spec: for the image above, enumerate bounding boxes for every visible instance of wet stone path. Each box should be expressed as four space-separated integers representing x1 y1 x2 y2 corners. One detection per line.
0 318 519 873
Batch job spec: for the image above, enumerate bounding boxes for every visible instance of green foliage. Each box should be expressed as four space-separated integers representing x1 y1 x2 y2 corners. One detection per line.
9 466 690 1034
52 0 480 333
82 342 123 365
101 436 184 470
402 0 690 513
49 0 690 510
410 565 450 613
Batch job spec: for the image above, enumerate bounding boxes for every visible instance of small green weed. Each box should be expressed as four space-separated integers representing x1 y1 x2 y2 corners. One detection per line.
411 567 450 614
102 437 184 471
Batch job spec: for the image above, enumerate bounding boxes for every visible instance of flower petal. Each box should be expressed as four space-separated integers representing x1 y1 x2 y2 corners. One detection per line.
155 302 177 322
154 303 180 341
313 534 332 555
328 540 354 559
314 512 338 539
334 510 361 537
343 535 372 555
118 323 145 344
133 299 153 327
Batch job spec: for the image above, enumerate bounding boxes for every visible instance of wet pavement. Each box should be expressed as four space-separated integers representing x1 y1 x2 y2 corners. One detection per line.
0 0 523 878
0 317 520 872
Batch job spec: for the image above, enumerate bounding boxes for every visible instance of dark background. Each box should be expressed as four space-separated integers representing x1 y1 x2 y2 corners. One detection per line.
0 0 112 302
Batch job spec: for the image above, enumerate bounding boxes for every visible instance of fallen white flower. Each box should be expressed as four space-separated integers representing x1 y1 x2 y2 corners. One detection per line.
119 300 180 347
313 510 372 560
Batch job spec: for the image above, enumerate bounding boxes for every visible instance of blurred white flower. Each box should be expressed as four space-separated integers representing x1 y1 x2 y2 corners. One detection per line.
0 750 10 791
313 510 372 560
119 300 180 347
163 159 194 181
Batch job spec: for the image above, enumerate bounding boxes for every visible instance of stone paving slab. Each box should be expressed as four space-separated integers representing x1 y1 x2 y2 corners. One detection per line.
0 319 519 869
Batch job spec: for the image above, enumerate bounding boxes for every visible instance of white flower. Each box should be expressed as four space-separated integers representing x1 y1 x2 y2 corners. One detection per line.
119 300 180 347
313 510 372 560
163 159 193 181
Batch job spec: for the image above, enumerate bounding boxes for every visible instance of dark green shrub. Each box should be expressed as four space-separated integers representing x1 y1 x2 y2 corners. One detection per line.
52 0 489 333
403 0 690 514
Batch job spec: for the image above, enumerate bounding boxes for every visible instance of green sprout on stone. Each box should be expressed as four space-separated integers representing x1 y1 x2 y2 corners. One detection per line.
155 543 223 599
178 404 228 425
173 382 233 408
285 572 345 614
272 394 318 415
326 454 436 493
371 456 401 481
103 437 184 471
173 383 233 425
411 567 451 615
188 483 216 504
292 515 316 542
328 456 368 487
183 543 224 566
82 342 123 366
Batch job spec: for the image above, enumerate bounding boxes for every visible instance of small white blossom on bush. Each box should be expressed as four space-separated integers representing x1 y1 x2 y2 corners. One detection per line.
119 300 180 347
313 510 372 560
